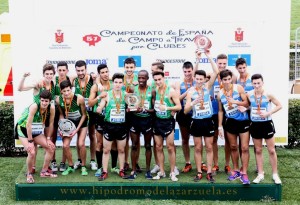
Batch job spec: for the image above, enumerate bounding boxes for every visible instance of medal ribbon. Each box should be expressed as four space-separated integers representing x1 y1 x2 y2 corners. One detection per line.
63 94 74 118
139 86 147 107
159 84 167 104
113 91 122 112
40 107 48 125
79 76 89 97
223 84 233 107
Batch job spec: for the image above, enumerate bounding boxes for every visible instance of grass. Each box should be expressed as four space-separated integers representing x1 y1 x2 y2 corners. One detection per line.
1 146 300 204
291 0 300 43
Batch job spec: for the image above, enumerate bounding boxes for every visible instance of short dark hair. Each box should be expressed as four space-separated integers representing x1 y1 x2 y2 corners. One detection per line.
57 61 68 69
75 60 87 68
194 70 206 78
216 54 227 60
60 80 72 90
152 62 164 71
124 57 136 66
220 69 232 80
112 73 124 82
39 90 52 100
235 58 247 67
97 64 108 74
43 63 55 75
182 61 193 69
251 74 263 82
138 70 149 78
152 71 164 78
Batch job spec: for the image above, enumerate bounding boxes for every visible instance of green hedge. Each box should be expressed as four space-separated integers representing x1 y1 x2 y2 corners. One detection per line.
288 99 300 148
0 102 25 156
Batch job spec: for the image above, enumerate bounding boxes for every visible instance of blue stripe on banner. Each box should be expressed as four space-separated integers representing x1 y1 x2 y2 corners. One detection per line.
228 54 251 66
118 56 141 67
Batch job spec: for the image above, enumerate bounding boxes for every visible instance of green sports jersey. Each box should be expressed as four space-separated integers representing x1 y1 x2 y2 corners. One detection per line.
93 81 113 113
154 84 174 119
122 73 138 92
59 94 82 121
74 76 93 111
151 79 169 90
133 85 152 117
54 76 70 97
17 103 50 128
33 81 55 104
104 90 126 123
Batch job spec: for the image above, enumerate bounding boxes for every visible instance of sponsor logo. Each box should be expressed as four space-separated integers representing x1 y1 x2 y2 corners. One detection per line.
227 54 251 66
235 27 243 42
118 56 141 67
85 59 108 65
164 71 170 76
83 34 101 46
46 60 76 65
55 29 64 43
156 59 186 64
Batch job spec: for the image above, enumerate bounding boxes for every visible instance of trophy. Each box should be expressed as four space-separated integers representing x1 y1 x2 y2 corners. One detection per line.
58 119 76 136
194 34 212 53
125 93 141 111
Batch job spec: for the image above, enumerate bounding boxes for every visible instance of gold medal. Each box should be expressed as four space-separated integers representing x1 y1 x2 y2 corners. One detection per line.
63 94 74 118
113 90 122 113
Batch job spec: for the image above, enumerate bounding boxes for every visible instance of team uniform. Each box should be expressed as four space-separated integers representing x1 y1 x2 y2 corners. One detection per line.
219 84 249 134
103 90 128 141
189 87 215 137
130 85 153 135
210 78 221 129
153 85 175 138
237 76 254 93
74 76 95 126
248 91 275 139
58 94 88 128
176 80 195 128
123 73 138 92
17 103 50 138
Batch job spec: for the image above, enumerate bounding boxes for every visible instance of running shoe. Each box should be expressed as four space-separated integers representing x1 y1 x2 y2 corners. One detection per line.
193 172 203 182
90 161 98 171
51 162 58 172
201 163 208 172
111 167 120 174
124 162 130 171
227 171 241 181
152 171 166 180
272 174 282 184
181 163 192 173
98 172 108 181
224 165 231 174
212 165 219 172
62 167 75 176
169 172 178 182
95 168 103 177
150 164 160 174
240 174 250 185
59 162 67 172
128 171 137 181
40 170 58 178
74 161 82 170
81 167 88 176
26 173 34 184
145 171 153 179
31 166 36 174
206 173 215 183
253 174 264 184
136 164 142 173
119 169 126 178
174 166 180 176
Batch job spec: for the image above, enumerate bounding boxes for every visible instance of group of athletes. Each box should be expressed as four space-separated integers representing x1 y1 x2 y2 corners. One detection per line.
16 50 282 185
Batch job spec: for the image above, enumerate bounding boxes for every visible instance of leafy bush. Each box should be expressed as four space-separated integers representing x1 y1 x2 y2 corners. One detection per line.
0 102 25 156
288 99 300 148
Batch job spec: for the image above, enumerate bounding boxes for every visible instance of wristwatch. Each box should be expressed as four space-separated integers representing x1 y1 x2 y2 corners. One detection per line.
28 139 34 143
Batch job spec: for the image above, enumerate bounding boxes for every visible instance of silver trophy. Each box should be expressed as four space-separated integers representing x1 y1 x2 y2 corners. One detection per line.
194 34 212 53
58 119 76 136
125 93 140 111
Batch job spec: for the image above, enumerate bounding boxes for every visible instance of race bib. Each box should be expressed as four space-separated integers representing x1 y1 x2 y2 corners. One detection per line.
251 107 267 121
31 122 44 135
214 85 220 99
154 100 167 117
224 103 239 117
85 98 92 111
194 102 212 117
67 110 81 120
110 109 125 123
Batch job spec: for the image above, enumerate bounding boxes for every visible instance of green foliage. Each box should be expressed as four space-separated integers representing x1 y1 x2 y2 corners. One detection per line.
0 102 25 156
288 99 300 148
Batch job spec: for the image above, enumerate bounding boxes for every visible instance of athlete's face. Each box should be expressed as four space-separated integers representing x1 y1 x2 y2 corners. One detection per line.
40 98 50 109
99 68 109 81
113 78 123 91
252 78 264 90
221 75 232 85
124 63 135 76
61 86 72 98
138 72 148 87
43 70 54 82
153 74 164 88
194 74 206 86
217 59 227 71
183 67 193 79
236 63 247 75
57 66 68 78
75 66 87 79
151 65 158 74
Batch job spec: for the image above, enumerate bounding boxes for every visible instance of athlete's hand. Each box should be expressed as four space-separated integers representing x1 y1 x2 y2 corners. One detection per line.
99 91 107 99
218 126 224 139
26 142 34 154
69 129 78 138
191 98 201 106
159 104 167 111
238 106 247 112
23 72 30 78
90 73 97 81
259 111 270 118
136 107 143 113
195 49 202 60
226 97 236 105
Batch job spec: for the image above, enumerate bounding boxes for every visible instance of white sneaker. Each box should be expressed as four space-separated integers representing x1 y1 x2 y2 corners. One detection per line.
90 161 98 171
174 166 180 176
169 172 178 182
74 161 82 170
151 164 160 174
272 174 282 184
253 174 264 184
51 162 58 172
152 171 166 180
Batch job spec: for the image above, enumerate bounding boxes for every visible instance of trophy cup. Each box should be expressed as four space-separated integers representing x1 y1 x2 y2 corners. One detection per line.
58 119 76 136
194 34 212 53
125 93 140 111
